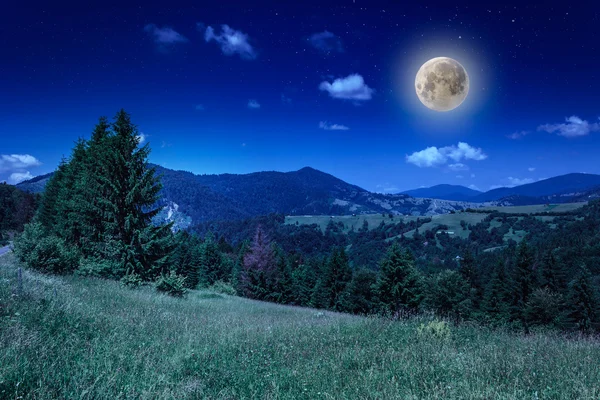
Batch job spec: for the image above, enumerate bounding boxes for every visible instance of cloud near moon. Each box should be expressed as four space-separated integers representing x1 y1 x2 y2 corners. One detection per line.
415 57 469 112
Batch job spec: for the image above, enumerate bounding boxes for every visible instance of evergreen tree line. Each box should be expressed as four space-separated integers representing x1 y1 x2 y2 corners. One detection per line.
0 183 39 244
14 110 173 282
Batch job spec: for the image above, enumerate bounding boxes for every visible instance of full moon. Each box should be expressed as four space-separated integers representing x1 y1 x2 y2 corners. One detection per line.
415 57 469 112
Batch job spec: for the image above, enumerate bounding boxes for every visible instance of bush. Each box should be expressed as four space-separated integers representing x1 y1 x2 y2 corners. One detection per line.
417 319 451 340
28 236 80 274
13 222 46 263
208 280 237 296
76 257 119 278
120 270 143 289
155 271 187 297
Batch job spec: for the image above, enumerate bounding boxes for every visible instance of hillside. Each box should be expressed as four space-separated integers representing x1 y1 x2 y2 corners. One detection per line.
401 184 482 201
19 165 489 224
401 173 600 203
2 253 599 399
473 173 600 202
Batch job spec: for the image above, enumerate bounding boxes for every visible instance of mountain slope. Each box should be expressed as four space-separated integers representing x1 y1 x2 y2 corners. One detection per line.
18 165 482 223
472 173 600 202
401 184 482 201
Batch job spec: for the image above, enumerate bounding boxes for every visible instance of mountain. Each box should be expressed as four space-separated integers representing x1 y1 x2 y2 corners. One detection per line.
401 173 600 204
15 172 54 194
17 165 484 224
401 184 482 202
472 173 600 202
154 165 478 222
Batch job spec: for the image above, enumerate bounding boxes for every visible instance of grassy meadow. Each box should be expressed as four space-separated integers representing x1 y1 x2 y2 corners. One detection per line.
477 202 587 214
285 214 422 234
1 253 600 399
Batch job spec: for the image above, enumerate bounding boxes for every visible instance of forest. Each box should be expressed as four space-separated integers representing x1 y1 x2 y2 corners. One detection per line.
6 111 600 334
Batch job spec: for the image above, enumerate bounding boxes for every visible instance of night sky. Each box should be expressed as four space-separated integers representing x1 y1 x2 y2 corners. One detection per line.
1 1 599 192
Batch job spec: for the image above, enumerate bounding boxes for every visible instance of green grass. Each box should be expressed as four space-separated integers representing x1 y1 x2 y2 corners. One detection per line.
477 202 587 214
2 253 600 399
399 212 489 240
285 214 421 234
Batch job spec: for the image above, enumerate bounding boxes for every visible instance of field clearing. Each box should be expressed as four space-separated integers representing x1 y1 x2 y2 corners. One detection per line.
387 212 489 241
504 228 527 243
285 214 421 233
478 202 587 214
1 254 600 399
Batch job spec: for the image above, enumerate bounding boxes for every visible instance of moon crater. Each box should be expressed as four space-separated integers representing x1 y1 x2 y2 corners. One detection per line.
415 57 469 112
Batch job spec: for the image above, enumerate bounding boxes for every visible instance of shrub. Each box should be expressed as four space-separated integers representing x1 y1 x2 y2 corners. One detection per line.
76 257 119 278
208 280 237 296
28 236 80 274
13 222 46 264
120 270 143 289
417 319 451 340
14 224 80 274
155 271 187 297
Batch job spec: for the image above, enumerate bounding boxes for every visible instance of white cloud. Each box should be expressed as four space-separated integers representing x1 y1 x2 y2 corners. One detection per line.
281 94 292 104
203 24 257 60
528 167 536 172
448 162 468 171
490 177 535 190
136 133 147 144
307 31 343 53
247 100 260 109
0 154 42 172
470 173 476 178
195 104 205 111
538 116 600 138
8 171 33 184
375 183 399 194
506 130 529 140
319 74 374 101
456 175 464 179
319 121 349 131
406 142 487 168
507 177 534 187
144 24 188 45
468 184 480 191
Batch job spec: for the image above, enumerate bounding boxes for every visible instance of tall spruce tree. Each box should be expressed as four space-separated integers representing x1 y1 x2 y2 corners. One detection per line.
564 266 599 332
375 243 423 316
99 110 172 279
325 247 352 311
242 226 275 299
482 260 512 324
512 239 536 327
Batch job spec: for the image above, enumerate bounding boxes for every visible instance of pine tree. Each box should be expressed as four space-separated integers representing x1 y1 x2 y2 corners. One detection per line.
325 247 352 311
198 232 227 287
482 260 512 324
512 239 536 327
539 250 566 293
338 268 377 314
99 110 172 279
564 266 599 332
375 243 423 316
36 159 68 230
242 226 275 299
425 269 472 321
292 261 317 306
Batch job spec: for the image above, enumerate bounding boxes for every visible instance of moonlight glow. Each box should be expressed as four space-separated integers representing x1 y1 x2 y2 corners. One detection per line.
415 57 469 112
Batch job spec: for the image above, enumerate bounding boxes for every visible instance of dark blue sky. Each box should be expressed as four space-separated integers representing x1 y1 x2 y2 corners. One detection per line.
1 1 599 192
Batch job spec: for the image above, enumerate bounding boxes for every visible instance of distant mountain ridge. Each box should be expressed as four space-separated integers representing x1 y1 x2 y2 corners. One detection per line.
402 184 482 202
401 173 600 203
17 165 484 224
16 167 597 225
